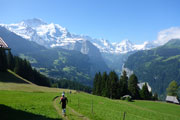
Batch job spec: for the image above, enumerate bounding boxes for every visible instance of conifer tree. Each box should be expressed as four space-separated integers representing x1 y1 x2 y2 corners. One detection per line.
96 72 102 96
152 92 158 101
102 72 108 97
7 50 14 70
93 73 98 95
128 74 140 99
119 70 128 96
109 71 119 99
14 56 21 75
140 83 151 100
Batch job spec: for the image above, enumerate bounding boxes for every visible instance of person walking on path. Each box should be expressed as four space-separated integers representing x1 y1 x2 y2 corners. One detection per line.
60 92 68 116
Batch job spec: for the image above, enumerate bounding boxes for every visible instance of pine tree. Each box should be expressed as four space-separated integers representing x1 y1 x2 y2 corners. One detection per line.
140 83 151 100
101 72 108 97
7 50 14 70
96 72 102 96
128 74 140 99
14 56 21 74
109 71 119 99
93 73 98 95
152 92 158 101
119 71 128 97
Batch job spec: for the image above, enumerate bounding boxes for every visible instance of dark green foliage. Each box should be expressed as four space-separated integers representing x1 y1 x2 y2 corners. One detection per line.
140 83 152 100
152 92 158 101
109 71 119 99
124 39 180 96
93 71 119 99
128 74 140 99
166 80 178 96
93 71 155 100
93 73 98 95
119 71 128 97
96 72 102 96
101 72 109 97
0 48 8 72
7 50 14 70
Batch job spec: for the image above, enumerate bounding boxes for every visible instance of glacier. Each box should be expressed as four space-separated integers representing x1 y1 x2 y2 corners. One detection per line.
0 18 157 54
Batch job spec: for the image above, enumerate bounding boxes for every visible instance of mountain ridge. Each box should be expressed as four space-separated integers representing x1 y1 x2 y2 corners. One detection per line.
0 18 156 54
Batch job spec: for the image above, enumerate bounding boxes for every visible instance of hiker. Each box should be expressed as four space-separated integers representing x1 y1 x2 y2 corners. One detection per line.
60 93 68 116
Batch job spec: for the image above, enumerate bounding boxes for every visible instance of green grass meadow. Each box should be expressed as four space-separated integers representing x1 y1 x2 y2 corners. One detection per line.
1 70 180 120
66 92 180 120
0 90 60 120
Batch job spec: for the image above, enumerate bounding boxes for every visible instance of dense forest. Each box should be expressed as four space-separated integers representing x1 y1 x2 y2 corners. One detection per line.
93 71 158 100
0 48 92 92
0 48 50 86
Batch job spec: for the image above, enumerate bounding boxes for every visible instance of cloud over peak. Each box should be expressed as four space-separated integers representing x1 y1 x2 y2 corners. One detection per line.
154 27 180 45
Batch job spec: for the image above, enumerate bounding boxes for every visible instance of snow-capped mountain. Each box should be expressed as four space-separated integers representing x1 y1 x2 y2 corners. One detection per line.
0 18 156 54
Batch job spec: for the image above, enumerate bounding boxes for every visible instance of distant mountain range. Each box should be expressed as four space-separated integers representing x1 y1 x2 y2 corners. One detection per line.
0 26 109 86
0 18 160 74
0 18 157 54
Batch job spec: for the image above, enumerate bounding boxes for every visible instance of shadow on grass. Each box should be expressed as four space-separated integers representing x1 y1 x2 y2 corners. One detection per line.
0 104 62 120
0 71 27 84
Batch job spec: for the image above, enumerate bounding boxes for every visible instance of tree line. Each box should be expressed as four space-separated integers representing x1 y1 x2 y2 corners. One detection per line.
93 71 158 100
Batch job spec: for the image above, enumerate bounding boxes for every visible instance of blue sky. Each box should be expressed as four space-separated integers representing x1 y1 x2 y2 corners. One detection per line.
1 0 180 44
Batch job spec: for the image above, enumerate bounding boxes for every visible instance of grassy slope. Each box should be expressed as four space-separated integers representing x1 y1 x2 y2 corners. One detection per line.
0 70 73 120
0 70 180 120
66 93 180 120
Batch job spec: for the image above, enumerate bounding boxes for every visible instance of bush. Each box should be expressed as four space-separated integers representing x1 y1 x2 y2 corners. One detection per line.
125 96 132 102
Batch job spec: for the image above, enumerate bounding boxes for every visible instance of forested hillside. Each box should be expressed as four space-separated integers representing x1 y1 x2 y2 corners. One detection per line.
125 39 180 97
0 48 50 86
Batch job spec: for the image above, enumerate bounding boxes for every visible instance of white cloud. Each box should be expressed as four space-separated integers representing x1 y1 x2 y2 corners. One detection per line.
154 27 180 45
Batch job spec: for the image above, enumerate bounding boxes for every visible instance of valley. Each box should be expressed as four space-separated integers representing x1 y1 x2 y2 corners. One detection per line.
1 1 180 120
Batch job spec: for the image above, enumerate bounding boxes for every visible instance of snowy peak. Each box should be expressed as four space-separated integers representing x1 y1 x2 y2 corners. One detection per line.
0 18 156 54
94 39 154 54
112 39 134 53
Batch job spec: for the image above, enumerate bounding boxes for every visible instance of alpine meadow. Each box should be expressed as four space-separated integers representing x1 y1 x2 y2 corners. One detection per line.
1 0 180 120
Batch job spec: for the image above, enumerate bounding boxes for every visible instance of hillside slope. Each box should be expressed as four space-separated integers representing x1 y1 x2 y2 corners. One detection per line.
0 70 71 93
125 39 180 96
